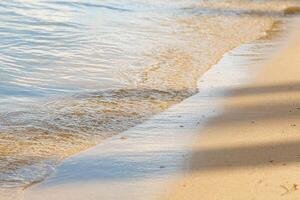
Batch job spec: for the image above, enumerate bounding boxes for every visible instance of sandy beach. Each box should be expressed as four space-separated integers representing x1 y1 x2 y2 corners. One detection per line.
161 18 300 200
19 15 300 200
0 1 299 199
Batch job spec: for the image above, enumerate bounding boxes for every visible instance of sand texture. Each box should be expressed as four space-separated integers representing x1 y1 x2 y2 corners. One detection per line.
161 19 300 200
20 16 300 200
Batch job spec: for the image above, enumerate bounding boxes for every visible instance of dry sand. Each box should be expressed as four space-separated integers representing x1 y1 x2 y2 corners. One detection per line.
160 19 300 200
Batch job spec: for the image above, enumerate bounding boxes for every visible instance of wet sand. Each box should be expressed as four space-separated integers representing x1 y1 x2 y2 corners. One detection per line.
161 18 300 200
2 1 288 192
0 1 299 199
19 16 293 200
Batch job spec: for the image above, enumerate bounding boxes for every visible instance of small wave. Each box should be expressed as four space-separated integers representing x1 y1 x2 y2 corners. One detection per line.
0 88 195 190
0 0 299 196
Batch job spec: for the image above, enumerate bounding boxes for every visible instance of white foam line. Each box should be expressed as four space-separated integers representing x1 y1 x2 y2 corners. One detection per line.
21 37 278 200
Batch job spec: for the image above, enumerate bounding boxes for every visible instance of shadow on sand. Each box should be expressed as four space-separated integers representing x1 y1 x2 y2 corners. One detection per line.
39 81 300 187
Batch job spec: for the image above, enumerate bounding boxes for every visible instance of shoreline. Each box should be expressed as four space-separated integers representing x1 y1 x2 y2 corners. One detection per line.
1 2 283 194
18 14 291 200
5 2 300 197
160 17 300 200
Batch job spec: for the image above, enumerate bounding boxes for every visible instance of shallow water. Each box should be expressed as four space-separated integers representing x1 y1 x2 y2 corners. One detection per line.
23 21 285 200
0 0 298 197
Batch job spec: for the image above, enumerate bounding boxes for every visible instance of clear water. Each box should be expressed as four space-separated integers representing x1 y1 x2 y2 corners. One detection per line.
0 0 298 197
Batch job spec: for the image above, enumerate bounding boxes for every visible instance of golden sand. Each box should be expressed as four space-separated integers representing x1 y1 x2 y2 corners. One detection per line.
160 19 300 200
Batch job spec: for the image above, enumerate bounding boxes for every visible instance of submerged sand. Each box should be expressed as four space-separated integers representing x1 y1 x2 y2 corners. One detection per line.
2 1 290 194
19 16 300 200
161 18 300 200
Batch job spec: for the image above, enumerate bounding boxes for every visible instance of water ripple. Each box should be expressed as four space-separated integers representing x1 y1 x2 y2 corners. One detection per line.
0 0 297 197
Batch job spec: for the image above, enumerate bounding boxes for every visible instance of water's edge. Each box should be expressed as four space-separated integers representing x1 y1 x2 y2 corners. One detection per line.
4 2 299 195
19 13 292 200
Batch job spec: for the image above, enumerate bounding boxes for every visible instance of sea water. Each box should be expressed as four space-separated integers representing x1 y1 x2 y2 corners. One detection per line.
0 0 298 198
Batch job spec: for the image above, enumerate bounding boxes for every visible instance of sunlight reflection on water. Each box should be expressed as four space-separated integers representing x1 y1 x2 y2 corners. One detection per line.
0 0 298 196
